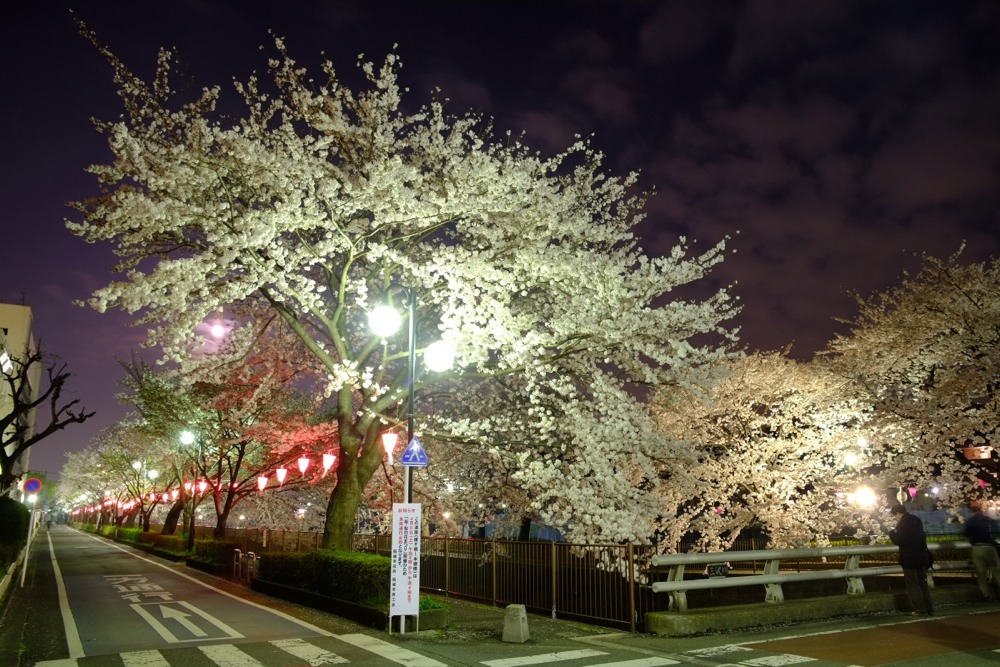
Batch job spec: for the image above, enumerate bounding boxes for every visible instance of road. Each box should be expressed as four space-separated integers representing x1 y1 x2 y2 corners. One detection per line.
3 526 1000 666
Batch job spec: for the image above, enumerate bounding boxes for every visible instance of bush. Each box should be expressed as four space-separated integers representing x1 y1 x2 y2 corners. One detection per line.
147 534 187 553
0 497 30 567
259 549 391 605
420 595 449 610
117 527 143 543
194 540 241 565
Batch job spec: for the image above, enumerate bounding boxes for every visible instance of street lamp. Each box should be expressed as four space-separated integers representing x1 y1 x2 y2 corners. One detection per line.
368 287 454 503
179 430 202 552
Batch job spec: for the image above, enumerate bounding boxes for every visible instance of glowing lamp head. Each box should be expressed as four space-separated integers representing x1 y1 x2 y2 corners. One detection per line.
322 453 337 476
424 340 456 372
298 457 311 474
368 305 402 337
276 467 288 484
257 476 268 492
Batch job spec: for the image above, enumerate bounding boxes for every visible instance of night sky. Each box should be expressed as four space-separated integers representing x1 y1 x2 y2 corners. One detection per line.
4 1 1000 478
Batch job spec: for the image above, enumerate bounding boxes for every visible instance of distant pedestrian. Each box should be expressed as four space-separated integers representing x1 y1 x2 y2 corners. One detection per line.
963 509 1000 602
888 503 935 616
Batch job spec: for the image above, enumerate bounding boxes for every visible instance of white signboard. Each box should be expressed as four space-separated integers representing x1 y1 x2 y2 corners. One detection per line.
390 503 422 617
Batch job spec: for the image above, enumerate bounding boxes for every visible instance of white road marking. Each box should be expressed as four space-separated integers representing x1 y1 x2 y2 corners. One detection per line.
82 531 334 636
270 637 349 665
47 532 85 658
482 649 608 666
121 649 171 667
130 600 244 643
159 604 208 637
739 656 817 665
199 644 268 666
337 632 449 666
589 659 679 667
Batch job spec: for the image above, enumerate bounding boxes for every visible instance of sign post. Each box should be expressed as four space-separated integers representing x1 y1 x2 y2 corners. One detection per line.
389 503 422 633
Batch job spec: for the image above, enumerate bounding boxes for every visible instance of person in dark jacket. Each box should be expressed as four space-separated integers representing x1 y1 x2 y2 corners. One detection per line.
963 509 1000 602
888 503 934 615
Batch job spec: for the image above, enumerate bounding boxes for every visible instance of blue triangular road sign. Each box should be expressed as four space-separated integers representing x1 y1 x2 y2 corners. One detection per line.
401 436 429 467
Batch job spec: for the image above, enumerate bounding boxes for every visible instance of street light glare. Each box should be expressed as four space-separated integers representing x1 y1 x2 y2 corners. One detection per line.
368 305 402 337
180 430 196 446
424 340 455 372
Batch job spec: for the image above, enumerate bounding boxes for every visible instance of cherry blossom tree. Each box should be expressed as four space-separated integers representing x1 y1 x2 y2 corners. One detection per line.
824 248 1000 511
651 351 882 549
120 330 338 539
68 27 739 549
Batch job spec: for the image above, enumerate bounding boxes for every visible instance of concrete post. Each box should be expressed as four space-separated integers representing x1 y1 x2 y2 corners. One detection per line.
502 604 530 643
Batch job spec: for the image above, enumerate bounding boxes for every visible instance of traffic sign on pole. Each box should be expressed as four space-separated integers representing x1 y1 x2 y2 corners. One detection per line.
400 436 429 467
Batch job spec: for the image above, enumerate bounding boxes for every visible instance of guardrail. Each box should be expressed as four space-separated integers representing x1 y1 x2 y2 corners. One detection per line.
651 540 974 611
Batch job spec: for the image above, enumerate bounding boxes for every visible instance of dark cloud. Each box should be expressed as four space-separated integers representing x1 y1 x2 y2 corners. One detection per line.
3 0 999 476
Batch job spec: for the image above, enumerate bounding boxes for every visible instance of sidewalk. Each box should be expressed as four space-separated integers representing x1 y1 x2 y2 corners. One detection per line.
406 596 626 644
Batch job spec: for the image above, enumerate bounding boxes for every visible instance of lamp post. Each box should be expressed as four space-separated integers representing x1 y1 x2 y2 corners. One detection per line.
180 430 201 552
370 288 417 503
369 287 454 503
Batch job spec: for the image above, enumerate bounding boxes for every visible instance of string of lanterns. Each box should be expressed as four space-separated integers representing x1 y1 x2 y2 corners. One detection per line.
71 449 346 516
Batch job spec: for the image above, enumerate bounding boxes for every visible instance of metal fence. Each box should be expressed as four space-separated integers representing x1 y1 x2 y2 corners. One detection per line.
350 534 658 631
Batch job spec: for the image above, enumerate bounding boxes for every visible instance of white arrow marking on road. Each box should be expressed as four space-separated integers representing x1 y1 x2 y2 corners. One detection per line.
159 604 208 637
131 601 244 643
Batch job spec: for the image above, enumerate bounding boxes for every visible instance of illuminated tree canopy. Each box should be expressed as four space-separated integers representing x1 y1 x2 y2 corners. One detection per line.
67 26 739 548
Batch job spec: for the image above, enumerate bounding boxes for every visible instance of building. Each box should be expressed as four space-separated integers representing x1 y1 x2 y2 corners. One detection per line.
0 303 40 497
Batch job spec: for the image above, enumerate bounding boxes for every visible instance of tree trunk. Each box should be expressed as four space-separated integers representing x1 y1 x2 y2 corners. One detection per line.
213 507 230 539
212 487 238 539
161 499 184 534
322 473 364 550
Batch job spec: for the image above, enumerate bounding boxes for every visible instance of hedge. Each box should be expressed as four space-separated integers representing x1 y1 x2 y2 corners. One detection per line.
0 497 29 567
259 549 391 606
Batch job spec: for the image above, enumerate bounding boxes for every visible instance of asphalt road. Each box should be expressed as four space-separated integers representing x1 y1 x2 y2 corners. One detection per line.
3 526 1000 667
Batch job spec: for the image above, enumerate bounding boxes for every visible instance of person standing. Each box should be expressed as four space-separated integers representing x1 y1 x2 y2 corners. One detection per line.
889 503 935 616
963 509 1000 602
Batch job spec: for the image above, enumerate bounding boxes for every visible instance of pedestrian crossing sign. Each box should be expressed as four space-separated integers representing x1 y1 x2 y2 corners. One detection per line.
400 436 429 467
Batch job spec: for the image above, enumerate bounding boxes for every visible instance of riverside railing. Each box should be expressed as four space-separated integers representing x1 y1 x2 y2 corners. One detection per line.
650 540 974 612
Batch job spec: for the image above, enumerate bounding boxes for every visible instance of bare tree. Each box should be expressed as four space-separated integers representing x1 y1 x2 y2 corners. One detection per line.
0 345 94 493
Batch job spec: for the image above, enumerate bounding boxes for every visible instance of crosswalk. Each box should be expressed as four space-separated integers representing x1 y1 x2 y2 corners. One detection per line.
35 633 445 667
29 635 689 667
33 634 836 667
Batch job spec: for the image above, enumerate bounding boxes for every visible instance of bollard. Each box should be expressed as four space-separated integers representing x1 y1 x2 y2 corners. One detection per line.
233 549 242 580
246 552 257 581
502 604 530 643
